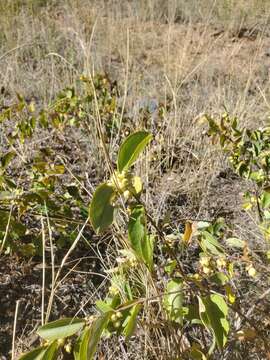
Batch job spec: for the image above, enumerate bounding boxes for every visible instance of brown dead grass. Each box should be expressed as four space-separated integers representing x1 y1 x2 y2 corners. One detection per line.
1 1 270 359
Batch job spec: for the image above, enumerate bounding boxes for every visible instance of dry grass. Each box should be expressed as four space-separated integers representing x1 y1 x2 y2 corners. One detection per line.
1 1 270 359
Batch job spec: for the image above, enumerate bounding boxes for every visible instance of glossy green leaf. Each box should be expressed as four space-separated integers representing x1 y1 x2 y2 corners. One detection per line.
37 318 85 342
198 294 229 349
117 131 152 172
88 312 111 359
122 304 142 340
89 183 115 234
74 327 91 360
163 278 183 324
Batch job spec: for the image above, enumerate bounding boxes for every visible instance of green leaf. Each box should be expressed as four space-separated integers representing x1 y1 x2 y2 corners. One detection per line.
67 185 82 200
128 205 154 269
131 175 143 195
0 210 11 231
200 231 224 255
198 296 210 328
237 162 248 177
37 318 85 342
128 205 145 257
198 294 229 349
209 272 229 285
143 234 154 270
20 243 36 257
47 164 65 175
42 341 59 360
122 304 142 340
1 151 16 168
19 347 47 360
184 304 201 324
261 191 270 209
88 313 111 359
74 327 91 360
0 210 26 235
73 332 83 360
96 300 114 313
164 260 177 275
89 183 115 234
4 176 17 189
96 295 120 314
117 131 152 172
163 278 183 324
190 345 207 360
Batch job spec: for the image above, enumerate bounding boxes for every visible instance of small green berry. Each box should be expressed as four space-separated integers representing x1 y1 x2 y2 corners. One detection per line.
113 321 121 329
111 314 118 322
116 311 122 319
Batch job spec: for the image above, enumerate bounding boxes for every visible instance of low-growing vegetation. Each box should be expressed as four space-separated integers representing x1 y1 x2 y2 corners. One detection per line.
1 77 270 359
1 1 270 359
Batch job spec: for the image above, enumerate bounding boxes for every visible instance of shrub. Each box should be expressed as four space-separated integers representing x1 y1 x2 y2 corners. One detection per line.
2 77 269 359
19 114 270 359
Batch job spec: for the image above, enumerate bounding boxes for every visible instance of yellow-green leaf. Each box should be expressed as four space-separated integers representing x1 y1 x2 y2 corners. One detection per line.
128 205 154 269
19 347 47 360
163 279 183 324
198 294 229 349
122 304 142 340
200 231 224 255
19 341 59 360
42 341 59 360
74 327 91 360
1 151 16 168
88 313 111 359
117 131 152 172
37 318 85 342
131 176 143 195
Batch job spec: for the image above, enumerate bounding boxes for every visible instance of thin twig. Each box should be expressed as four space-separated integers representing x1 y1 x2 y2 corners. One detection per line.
41 217 46 326
0 205 13 254
45 218 89 323
12 300 20 360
